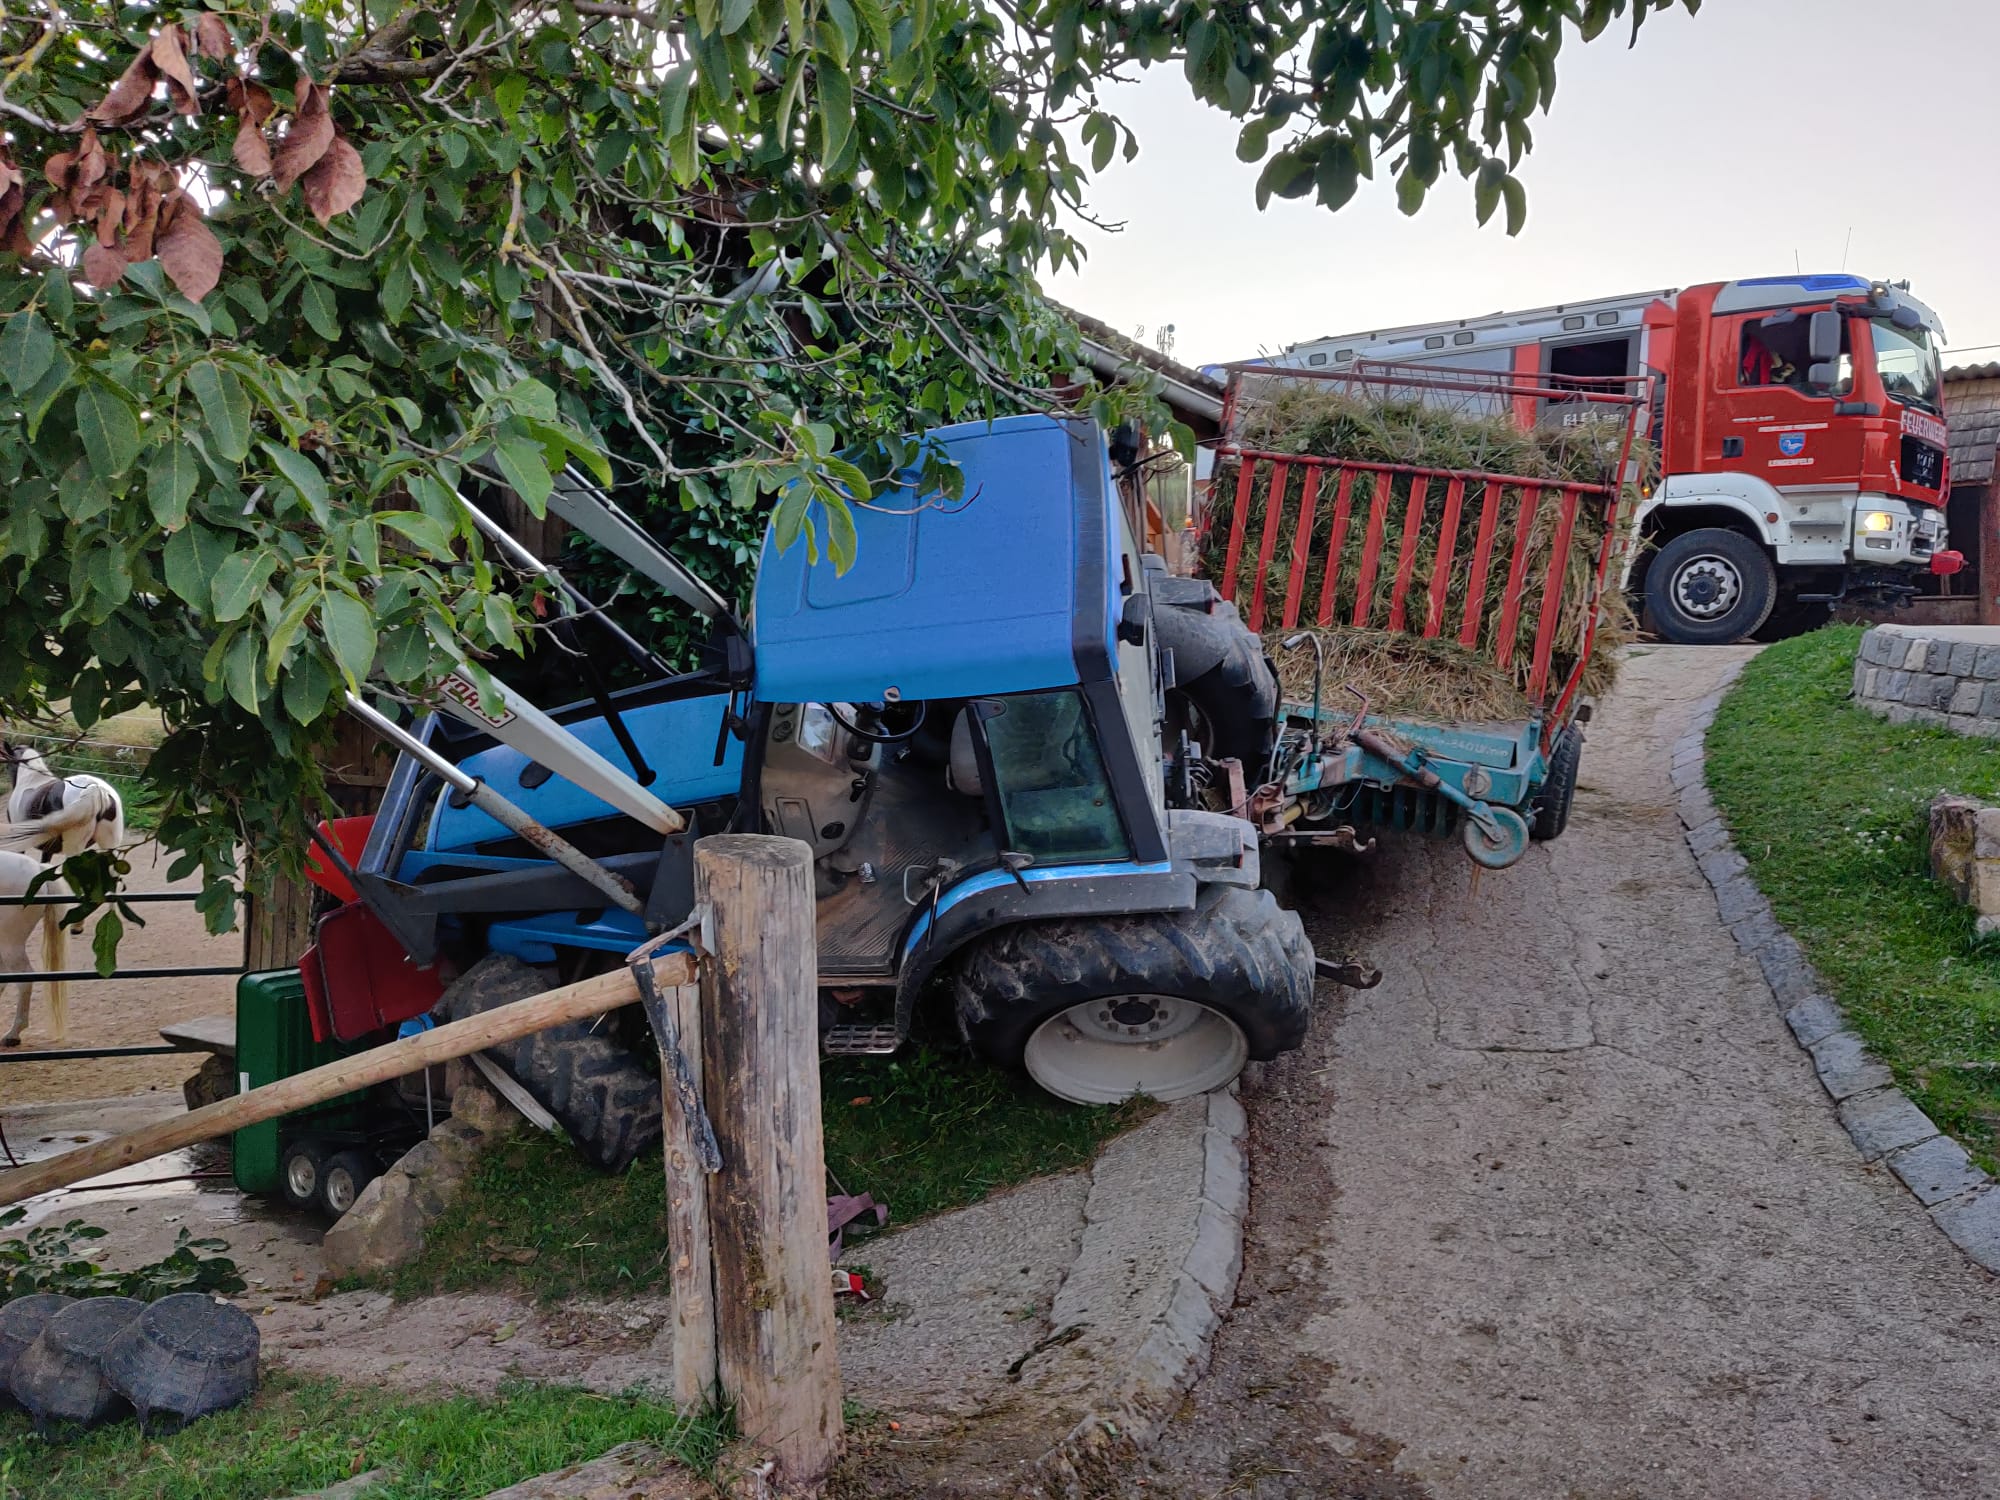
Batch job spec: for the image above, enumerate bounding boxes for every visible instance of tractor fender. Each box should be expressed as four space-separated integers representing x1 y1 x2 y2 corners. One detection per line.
891 863 1197 1037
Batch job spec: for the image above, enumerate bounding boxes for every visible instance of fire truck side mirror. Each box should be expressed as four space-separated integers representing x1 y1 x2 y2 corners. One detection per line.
1807 362 1841 390
1807 311 1842 362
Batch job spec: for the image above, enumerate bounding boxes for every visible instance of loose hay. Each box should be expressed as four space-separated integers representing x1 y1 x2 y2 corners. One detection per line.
1210 377 1645 721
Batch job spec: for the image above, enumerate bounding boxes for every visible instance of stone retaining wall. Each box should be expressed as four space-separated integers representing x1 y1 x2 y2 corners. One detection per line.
1852 625 2000 737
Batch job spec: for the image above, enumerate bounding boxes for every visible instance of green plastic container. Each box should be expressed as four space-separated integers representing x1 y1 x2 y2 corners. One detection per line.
231 969 370 1195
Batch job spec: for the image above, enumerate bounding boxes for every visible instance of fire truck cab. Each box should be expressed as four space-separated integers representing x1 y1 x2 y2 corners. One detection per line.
1250 273 1960 644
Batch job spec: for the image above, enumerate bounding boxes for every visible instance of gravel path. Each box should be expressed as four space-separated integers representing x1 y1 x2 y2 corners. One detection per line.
1142 645 2000 1500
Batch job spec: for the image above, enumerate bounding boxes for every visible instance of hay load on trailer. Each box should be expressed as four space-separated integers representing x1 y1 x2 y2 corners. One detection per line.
1197 362 1646 867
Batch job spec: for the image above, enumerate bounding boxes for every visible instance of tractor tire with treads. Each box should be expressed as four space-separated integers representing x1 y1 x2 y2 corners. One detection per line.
440 954 662 1173
954 883 1313 1105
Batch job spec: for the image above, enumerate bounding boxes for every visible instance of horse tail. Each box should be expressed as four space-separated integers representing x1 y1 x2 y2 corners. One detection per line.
41 902 67 1043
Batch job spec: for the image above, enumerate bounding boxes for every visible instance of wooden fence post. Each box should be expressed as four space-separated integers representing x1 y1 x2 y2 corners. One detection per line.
660 975 716 1410
693 834 842 1486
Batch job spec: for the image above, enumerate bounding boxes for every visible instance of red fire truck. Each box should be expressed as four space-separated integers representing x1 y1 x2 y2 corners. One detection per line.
1246 274 1962 644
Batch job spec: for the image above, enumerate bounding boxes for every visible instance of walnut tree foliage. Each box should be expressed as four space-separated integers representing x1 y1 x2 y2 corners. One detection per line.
0 0 1697 934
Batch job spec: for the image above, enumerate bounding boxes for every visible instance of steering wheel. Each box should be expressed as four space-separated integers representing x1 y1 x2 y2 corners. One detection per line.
827 700 927 744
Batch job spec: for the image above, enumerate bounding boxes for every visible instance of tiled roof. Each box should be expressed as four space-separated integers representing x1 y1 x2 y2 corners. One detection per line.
1945 369 2000 481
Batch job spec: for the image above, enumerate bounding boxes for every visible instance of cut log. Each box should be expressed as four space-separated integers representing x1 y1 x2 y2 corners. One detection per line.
0 956 692 1209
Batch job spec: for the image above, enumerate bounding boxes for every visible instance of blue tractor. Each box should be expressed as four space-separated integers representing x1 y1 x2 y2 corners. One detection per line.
341 415 1322 1163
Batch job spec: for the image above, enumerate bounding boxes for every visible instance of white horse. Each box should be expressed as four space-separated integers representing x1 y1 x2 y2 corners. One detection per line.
1 742 126 858
0 850 69 1046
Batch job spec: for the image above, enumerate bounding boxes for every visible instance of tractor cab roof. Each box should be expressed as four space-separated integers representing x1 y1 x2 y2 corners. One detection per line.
750 414 1120 706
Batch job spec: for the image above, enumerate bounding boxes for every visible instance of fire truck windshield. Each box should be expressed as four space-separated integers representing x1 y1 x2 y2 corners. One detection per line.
1870 318 1942 412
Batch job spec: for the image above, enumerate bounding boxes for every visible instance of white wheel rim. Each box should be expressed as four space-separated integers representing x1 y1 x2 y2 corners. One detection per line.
285 1155 317 1200
323 1170 356 1216
1024 993 1249 1105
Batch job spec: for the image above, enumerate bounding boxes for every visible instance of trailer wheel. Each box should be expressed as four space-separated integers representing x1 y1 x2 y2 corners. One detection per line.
1643 528 1777 644
278 1140 324 1214
319 1150 379 1220
954 884 1312 1105
441 954 662 1174
1529 725 1584 842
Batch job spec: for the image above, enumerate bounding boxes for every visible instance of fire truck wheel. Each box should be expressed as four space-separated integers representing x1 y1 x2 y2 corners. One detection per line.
954 884 1312 1105
1644 528 1777 645
1529 725 1583 842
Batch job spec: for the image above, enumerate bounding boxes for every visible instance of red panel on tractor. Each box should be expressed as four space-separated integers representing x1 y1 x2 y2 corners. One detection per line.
300 901 443 1044
305 816 374 905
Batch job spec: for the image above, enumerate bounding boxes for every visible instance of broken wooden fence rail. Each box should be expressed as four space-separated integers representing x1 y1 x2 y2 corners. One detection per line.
0 958 692 1208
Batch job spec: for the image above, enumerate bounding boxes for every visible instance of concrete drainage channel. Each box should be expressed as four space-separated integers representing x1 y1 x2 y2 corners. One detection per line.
1676 660 2000 1269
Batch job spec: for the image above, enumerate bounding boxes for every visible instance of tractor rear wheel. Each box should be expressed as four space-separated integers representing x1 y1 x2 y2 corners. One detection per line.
954 884 1313 1105
441 954 662 1173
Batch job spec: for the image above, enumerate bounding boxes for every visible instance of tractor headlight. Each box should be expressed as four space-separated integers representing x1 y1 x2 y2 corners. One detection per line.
1860 511 1897 534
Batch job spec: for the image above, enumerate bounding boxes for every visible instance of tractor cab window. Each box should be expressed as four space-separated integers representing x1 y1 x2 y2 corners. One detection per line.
980 693 1131 864
1739 314 1850 394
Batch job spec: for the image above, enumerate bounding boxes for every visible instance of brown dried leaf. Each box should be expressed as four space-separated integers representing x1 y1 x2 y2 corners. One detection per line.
225 77 277 125
157 205 223 302
300 132 366 225
88 49 159 125
271 74 333 191
76 129 109 189
233 115 273 177
80 241 127 289
0 154 23 248
194 13 232 59
124 178 163 262
152 26 200 115
94 187 127 247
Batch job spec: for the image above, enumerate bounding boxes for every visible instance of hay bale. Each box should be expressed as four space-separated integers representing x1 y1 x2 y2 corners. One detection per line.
1212 380 1644 716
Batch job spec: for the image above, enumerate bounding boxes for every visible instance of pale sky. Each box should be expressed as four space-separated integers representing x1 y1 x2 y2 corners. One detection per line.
1047 0 2000 371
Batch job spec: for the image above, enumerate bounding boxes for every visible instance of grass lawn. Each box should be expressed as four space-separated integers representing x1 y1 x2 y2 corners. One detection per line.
0 1373 726 1500
380 1043 1153 1301
1707 625 2000 1164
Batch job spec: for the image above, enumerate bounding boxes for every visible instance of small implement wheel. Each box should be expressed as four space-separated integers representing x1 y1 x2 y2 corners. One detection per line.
955 884 1313 1105
1529 726 1584 843
1463 806 1531 869
318 1150 379 1220
1644 528 1777 645
278 1141 324 1214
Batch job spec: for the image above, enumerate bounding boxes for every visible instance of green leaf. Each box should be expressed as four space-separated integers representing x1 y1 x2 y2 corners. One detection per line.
187 361 252 463
282 649 332 723
222 632 262 712
300 280 341 342
260 442 331 521
493 72 529 116
376 510 454 554
163 524 232 607
210 549 278 623
380 255 414 324
493 435 553 515
19 344 72 437
146 442 202 528
76 382 141 480
1396 168 1426 217
817 65 854 166
825 492 858 573
92 909 123 978
0 311 54 394
1501 174 1527 236
319 589 378 687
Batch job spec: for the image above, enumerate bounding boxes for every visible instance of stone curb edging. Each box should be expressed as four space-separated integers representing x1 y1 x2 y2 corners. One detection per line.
1676 660 2000 1274
1032 1085 1250 1493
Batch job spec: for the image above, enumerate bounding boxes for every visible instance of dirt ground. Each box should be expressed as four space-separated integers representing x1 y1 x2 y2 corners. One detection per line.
1 840 239 1106
1135 645 2000 1499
